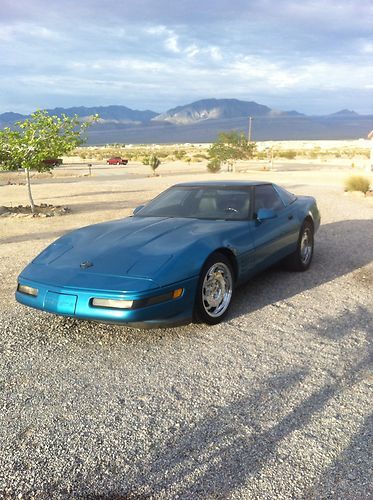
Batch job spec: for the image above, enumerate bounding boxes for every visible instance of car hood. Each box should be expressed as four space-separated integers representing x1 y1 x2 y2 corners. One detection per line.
21 216 237 291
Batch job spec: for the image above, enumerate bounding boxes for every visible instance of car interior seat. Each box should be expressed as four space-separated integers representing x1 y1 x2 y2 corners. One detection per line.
198 196 218 217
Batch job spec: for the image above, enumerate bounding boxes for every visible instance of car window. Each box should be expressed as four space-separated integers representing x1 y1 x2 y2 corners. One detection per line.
194 189 251 219
135 186 251 220
273 184 297 206
254 184 285 213
138 188 191 216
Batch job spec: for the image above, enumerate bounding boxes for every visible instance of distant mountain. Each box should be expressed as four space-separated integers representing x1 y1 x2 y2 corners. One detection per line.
0 111 26 126
153 98 275 124
46 105 158 124
282 110 305 117
86 114 373 144
329 109 360 117
1 100 372 143
0 105 158 127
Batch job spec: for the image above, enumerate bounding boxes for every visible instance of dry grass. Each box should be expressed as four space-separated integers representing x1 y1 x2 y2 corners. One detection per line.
344 175 371 194
72 140 371 164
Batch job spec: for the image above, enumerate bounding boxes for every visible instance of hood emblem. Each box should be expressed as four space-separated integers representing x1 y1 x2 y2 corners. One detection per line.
80 261 93 269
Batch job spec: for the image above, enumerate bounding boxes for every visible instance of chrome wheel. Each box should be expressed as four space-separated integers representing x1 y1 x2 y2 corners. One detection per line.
202 262 233 318
300 227 313 265
283 219 314 272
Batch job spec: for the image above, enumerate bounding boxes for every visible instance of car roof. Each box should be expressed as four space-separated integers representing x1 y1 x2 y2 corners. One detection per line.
172 181 271 188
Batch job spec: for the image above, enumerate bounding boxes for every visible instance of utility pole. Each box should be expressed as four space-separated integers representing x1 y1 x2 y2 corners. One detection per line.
248 116 253 142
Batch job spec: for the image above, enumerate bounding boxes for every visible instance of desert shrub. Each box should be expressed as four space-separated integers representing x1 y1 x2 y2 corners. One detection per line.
278 149 297 159
154 151 169 159
192 153 209 161
344 175 371 194
255 151 268 160
149 154 161 175
207 158 221 173
173 149 186 160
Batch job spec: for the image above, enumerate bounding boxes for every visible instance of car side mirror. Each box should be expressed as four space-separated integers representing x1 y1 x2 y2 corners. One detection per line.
133 205 145 215
256 208 277 222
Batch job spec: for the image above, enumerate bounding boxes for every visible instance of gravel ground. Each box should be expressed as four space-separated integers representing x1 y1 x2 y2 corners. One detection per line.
0 168 372 499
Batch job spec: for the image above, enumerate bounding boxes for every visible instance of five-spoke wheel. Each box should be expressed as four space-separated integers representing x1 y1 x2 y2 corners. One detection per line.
195 253 234 324
285 219 314 271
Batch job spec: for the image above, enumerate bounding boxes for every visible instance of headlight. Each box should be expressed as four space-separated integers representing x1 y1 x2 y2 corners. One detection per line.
91 298 134 309
17 284 39 297
91 288 184 310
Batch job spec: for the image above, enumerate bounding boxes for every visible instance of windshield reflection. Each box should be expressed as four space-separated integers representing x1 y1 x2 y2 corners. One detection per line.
135 187 252 220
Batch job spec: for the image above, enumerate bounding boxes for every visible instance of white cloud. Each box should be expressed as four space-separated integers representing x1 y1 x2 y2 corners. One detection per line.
145 24 181 53
1 5 373 114
165 34 180 53
0 23 61 42
69 58 170 73
226 55 373 93
185 44 200 58
209 46 222 61
145 25 168 35
361 42 373 53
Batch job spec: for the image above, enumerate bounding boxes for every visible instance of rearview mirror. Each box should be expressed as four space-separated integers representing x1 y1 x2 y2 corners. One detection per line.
133 205 145 215
256 208 277 221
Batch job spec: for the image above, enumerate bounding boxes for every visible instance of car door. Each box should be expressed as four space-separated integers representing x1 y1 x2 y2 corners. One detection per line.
251 184 299 270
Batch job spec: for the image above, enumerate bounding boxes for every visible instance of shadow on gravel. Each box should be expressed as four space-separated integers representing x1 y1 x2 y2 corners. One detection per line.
98 368 310 498
229 219 373 321
308 304 372 378
98 348 370 498
304 413 373 499
307 304 372 341
90 332 371 499
302 305 372 498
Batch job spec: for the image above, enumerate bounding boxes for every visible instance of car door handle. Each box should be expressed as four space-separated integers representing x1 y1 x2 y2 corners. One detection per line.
288 214 293 220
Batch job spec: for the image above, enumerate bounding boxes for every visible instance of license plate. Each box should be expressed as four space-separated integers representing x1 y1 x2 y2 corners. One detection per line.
45 291 77 315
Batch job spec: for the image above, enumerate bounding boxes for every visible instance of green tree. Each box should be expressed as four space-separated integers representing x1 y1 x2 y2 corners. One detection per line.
208 131 256 173
0 110 98 213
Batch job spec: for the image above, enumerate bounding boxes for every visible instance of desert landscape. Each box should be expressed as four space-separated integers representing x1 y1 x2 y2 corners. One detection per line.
0 141 372 497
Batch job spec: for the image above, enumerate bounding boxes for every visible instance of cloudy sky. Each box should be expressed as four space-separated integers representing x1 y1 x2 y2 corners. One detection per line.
1 0 372 115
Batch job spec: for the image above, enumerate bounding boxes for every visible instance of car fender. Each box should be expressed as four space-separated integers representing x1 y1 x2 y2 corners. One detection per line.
150 229 251 287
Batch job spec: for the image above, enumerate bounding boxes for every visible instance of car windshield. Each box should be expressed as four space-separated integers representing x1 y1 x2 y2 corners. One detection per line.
135 186 252 220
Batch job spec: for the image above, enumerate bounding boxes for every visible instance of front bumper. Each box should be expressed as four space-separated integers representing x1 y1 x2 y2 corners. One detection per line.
16 276 198 328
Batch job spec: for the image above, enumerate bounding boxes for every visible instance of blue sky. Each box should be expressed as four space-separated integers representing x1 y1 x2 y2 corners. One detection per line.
0 0 372 115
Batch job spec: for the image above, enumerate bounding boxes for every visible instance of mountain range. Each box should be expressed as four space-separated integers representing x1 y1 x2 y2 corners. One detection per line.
1 99 372 144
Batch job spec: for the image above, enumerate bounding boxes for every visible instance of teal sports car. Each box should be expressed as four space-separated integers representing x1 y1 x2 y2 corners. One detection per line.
16 181 320 327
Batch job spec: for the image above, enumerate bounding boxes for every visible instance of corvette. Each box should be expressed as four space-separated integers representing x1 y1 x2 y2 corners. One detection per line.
16 181 320 327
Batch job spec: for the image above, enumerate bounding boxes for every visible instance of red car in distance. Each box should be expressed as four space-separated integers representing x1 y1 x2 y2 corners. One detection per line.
42 158 63 167
106 157 128 165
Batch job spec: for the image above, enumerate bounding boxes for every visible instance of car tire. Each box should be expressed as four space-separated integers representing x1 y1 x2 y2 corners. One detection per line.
285 219 314 271
194 252 234 325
